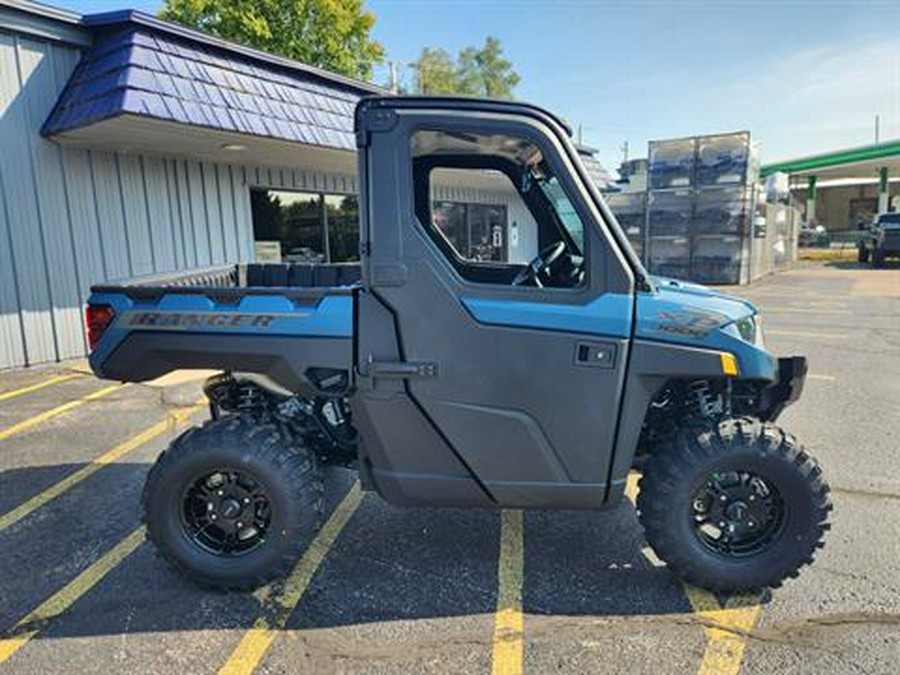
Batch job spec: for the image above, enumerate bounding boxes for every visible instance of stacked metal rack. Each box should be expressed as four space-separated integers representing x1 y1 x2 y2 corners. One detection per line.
608 131 762 285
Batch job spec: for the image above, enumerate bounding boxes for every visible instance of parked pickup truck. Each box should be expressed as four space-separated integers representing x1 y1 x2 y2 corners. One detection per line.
858 212 900 267
87 97 830 593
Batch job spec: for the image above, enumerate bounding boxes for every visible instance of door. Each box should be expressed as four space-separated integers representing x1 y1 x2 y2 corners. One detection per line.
355 99 636 508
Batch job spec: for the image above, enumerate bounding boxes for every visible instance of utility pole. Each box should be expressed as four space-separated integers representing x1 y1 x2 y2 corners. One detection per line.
875 114 880 144
620 140 629 164
577 124 583 146
389 61 399 94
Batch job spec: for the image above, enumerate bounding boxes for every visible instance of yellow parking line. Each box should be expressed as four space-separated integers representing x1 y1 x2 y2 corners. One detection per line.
218 483 363 675
624 472 762 675
491 509 524 675
0 402 205 533
766 329 847 340
686 587 761 675
808 373 837 382
0 373 83 402
0 384 124 443
0 526 145 663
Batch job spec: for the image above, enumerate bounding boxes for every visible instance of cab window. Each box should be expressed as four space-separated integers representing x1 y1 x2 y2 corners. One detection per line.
411 129 587 288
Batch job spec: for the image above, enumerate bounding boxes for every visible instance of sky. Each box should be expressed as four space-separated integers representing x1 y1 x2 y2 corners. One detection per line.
53 0 900 170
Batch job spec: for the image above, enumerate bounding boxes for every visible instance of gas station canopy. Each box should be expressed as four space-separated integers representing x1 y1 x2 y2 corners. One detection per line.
761 139 900 217
761 140 900 180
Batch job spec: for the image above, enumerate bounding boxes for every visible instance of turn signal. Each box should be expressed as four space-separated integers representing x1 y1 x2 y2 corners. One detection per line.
720 352 739 377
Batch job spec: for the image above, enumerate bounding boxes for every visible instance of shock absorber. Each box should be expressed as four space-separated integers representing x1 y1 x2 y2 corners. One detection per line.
688 380 723 418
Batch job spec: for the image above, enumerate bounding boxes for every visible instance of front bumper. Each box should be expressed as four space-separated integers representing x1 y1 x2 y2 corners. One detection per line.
757 356 808 421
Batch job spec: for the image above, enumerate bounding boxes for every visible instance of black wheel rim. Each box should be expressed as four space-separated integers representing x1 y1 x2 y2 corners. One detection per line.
689 470 784 557
180 469 272 556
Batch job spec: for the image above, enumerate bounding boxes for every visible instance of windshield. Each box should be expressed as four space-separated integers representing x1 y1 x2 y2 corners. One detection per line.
877 213 900 226
535 174 585 254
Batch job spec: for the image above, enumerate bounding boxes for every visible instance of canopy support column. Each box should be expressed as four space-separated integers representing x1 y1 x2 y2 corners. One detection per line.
806 176 817 224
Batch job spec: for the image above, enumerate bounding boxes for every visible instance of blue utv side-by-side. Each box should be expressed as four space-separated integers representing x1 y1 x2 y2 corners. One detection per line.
86 97 830 593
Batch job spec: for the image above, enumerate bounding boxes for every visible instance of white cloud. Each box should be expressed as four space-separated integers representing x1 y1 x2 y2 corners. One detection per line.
710 38 900 161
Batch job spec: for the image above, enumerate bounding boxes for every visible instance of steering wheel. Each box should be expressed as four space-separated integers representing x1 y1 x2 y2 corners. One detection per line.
512 241 566 287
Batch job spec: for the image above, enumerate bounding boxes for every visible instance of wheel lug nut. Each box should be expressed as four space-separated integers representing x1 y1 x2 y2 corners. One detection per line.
749 495 756 501
217 490 224 496
237 522 243 528
207 503 214 511
719 521 726 528
243 498 250 504
211 514 217 520
720 495 727 502
748 521 755 527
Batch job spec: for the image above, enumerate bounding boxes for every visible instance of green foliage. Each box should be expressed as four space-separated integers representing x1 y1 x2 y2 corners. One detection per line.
411 36 520 99
475 37 520 99
159 0 385 80
412 48 458 95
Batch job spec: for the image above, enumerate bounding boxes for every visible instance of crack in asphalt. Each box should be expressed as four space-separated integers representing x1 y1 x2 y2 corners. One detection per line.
250 610 900 669
830 485 900 501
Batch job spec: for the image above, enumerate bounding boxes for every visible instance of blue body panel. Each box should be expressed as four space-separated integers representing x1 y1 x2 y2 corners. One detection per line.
461 275 775 381
461 293 632 340
88 290 353 373
636 276 774 380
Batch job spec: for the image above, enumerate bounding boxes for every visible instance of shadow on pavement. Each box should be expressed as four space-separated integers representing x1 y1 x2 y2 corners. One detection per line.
0 462 746 646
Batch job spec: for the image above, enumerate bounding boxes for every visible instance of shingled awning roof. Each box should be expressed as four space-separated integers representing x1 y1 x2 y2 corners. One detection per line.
42 10 384 162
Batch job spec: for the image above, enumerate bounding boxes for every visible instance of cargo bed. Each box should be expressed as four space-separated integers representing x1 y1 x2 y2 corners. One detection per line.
87 263 361 396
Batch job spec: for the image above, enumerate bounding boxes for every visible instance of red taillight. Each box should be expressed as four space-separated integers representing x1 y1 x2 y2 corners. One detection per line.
86 304 115 350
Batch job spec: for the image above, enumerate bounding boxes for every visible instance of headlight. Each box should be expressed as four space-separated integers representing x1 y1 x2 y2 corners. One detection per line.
732 315 765 348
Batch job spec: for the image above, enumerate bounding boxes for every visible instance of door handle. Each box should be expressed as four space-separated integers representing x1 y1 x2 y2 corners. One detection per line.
575 342 616 369
367 360 438 379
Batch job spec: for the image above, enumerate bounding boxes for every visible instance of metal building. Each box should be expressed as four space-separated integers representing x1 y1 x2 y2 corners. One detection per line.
0 1 385 370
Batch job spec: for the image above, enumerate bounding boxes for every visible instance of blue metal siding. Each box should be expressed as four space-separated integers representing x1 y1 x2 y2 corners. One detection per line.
0 17 362 370
43 26 363 150
0 32 61 365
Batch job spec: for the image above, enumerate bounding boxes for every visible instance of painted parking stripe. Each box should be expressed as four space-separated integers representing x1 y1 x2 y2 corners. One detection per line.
808 373 837 382
0 402 205 533
686 587 761 675
0 373 83 402
0 526 145 663
491 509 524 675
218 482 363 675
0 384 124 443
625 472 762 675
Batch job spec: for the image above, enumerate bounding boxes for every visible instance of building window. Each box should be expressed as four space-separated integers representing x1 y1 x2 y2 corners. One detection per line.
432 201 508 262
250 189 359 263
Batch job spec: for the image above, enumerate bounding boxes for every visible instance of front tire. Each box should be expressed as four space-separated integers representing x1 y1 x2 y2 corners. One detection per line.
142 414 324 590
637 417 830 593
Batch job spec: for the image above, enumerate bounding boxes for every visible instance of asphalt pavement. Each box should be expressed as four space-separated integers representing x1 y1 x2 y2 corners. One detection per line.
0 259 897 674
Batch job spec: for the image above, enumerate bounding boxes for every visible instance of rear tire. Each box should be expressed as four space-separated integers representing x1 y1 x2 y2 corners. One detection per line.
858 246 870 263
637 417 831 593
142 414 324 590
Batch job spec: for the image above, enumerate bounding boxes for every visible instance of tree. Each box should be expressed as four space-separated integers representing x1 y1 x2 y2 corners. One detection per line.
475 37 520 99
412 48 458 95
410 36 520 100
159 0 385 80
